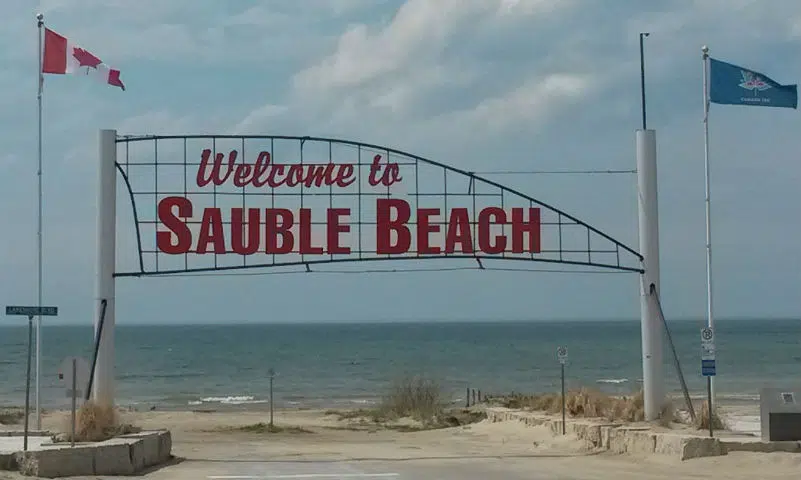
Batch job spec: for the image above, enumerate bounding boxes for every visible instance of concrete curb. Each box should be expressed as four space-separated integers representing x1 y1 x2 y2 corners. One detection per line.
0 452 16 471
8 430 172 477
486 407 799 461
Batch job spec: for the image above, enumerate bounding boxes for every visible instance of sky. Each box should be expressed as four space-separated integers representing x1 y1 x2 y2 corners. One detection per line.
0 0 800 326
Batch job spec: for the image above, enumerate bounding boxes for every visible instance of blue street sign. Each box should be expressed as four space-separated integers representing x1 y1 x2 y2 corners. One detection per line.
5 306 58 316
701 359 716 377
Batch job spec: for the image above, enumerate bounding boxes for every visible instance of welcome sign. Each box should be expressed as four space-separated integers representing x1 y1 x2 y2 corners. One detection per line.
156 148 541 256
113 135 639 276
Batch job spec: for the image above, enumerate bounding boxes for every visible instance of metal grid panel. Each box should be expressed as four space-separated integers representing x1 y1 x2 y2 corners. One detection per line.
114 135 643 277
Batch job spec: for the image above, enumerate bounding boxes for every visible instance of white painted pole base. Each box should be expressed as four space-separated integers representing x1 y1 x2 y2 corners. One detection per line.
636 129 664 421
93 129 117 407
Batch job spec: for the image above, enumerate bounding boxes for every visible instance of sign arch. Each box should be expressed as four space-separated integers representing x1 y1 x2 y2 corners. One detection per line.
112 134 643 277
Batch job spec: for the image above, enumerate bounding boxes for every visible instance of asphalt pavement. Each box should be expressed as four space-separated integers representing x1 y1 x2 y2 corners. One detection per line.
154 457 568 480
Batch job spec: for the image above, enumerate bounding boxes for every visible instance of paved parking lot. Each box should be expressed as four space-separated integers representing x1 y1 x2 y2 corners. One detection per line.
152 457 566 480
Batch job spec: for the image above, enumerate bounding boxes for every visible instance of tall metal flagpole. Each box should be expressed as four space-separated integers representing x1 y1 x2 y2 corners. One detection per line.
36 12 45 431
701 45 715 402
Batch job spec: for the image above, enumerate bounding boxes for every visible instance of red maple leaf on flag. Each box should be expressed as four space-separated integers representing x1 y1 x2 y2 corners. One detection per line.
72 47 102 69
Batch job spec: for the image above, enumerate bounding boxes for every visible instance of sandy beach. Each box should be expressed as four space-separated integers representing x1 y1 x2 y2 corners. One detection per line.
2 403 800 479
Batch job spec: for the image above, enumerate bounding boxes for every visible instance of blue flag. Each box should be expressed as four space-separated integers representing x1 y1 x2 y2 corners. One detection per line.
709 57 797 109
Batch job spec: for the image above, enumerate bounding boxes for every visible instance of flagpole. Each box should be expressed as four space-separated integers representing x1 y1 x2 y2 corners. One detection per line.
36 12 44 431
701 45 715 403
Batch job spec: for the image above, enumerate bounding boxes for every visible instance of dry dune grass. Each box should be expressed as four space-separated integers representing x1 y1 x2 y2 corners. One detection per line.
379 375 445 424
492 389 729 429
494 388 648 423
322 375 486 431
60 401 141 442
0 408 24 425
694 400 728 430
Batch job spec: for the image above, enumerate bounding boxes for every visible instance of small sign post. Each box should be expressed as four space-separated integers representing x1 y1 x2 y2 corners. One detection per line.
4 305 58 452
557 346 568 435
58 356 89 447
268 368 276 428
701 327 715 438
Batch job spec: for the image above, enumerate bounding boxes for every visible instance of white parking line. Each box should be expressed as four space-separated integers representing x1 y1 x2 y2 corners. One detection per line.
208 474 400 479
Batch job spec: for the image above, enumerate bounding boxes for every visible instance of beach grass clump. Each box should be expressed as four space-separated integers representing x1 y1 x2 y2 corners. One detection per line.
69 401 141 442
494 388 651 423
325 408 386 423
694 401 727 431
235 423 313 434
0 408 24 425
657 401 684 427
379 375 445 424
495 392 563 413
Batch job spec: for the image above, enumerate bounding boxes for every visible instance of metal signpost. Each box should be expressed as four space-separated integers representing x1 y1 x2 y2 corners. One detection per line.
701 327 716 437
4 305 58 451
268 368 276 428
557 346 568 435
58 356 89 447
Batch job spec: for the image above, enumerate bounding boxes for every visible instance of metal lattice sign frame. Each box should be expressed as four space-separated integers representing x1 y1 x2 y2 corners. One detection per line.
112 135 643 277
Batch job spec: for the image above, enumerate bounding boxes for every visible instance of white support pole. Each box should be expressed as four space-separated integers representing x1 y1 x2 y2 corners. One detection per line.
93 129 117 406
636 128 663 421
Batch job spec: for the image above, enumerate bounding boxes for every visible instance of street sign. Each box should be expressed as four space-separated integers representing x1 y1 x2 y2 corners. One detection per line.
701 359 716 376
557 346 568 364
5 306 58 316
701 328 716 376
58 357 90 398
701 327 715 360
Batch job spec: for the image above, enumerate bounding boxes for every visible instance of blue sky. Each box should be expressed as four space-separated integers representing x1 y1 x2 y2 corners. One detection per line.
1 0 799 325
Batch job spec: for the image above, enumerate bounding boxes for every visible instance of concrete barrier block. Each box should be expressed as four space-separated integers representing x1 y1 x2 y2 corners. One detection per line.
608 428 628 454
600 426 616 449
721 440 801 454
0 452 16 471
93 440 135 476
582 425 602 447
654 434 684 456
1 430 172 477
626 430 656 454
128 438 147 472
16 446 95 478
157 430 172 463
568 422 582 437
680 437 723 460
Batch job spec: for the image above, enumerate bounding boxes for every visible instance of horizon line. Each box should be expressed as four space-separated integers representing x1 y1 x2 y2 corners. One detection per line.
0 317 797 327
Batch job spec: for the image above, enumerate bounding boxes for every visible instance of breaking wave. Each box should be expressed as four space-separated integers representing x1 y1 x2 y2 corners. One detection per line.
188 395 268 406
596 378 628 384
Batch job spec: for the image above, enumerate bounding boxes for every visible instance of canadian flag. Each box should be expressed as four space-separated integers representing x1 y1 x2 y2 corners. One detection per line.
41 28 125 91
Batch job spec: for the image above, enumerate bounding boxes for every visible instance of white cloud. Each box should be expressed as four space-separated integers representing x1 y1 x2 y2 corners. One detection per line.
230 104 290 134
285 0 588 139
793 17 801 37
116 110 225 135
453 73 591 131
293 0 501 92
498 0 572 15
